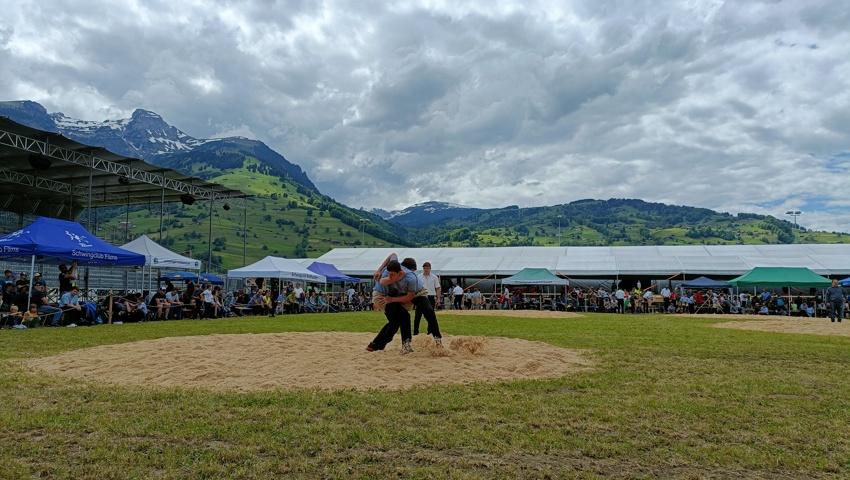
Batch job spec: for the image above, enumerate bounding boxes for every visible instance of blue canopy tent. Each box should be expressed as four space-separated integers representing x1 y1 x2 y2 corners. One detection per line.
306 262 361 283
840 277 850 287
199 273 224 285
0 217 145 267
680 276 731 290
0 217 146 305
158 271 200 283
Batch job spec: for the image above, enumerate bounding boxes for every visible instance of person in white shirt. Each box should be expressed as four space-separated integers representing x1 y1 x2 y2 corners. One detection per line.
642 289 654 313
293 283 305 313
452 284 464 310
661 286 671 310
615 287 625 313
201 284 216 318
414 262 441 335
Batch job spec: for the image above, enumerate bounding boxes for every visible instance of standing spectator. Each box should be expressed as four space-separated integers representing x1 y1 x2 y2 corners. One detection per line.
201 284 216 318
58 261 79 296
615 286 625 313
826 279 844 323
661 285 671 311
642 289 654 313
452 284 464 310
293 283 305 312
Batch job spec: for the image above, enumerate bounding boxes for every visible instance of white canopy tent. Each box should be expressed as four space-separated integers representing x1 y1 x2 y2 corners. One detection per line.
120 235 202 291
227 256 326 284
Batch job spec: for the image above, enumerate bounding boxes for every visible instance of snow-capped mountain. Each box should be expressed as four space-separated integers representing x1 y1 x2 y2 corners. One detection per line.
372 201 486 227
0 100 316 191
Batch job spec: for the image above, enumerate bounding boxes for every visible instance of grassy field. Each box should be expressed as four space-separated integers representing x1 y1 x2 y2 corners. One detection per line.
1 312 848 479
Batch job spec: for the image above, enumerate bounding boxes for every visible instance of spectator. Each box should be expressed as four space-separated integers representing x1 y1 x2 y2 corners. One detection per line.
148 286 168 320
201 284 216 318
1 270 15 289
166 287 184 319
32 281 62 326
58 286 83 326
2 282 15 311
293 283 305 311
22 303 40 327
58 261 79 296
452 284 464 310
826 279 844 323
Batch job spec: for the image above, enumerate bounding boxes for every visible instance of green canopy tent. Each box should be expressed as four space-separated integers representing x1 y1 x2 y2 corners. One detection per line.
501 268 569 310
728 267 831 315
728 267 831 288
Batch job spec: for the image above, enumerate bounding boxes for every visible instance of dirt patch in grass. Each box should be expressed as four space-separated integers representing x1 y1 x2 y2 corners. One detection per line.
688 314 850 337
28 332 593 392
441 309 584 319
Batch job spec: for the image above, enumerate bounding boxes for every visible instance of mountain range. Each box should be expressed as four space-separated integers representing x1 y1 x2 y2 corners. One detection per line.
1 100 846 269
0 100 316 191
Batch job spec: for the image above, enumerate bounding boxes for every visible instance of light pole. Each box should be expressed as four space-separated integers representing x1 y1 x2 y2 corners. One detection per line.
556 215 563 246
785 210 801 243
359 218 369 246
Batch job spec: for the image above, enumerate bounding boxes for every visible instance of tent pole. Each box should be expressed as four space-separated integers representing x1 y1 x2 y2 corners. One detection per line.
208 200 214 270
26 255 35 308
159 183 165 242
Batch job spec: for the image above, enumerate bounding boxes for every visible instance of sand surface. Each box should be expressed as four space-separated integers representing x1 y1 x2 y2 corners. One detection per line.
29 332 593 392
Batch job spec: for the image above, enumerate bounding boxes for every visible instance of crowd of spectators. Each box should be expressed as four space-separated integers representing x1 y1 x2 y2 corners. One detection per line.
4 267 849 328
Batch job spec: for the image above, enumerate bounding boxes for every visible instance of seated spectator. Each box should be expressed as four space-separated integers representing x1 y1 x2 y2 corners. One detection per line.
2 282 15 312
758 305 770 315
32 282 62 326
317 293 333 312
303 292 319 313
213 286 229 317
166 287 184 320
329 293 341 312
4 305 24 329
22 303 40 328
285 290 298 314
666 303 677 314
58 286 83 326
148 286 169 320
247 290 269 315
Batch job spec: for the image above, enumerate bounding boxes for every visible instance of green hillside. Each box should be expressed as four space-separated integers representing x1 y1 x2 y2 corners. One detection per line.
418 199 849 248
96 160 408 270
94 165 848 271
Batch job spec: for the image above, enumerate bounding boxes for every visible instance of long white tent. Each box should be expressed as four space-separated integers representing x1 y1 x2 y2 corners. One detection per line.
314 244 850 279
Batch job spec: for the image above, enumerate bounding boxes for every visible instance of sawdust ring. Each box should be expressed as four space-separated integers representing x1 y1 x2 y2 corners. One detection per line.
28 332 593 392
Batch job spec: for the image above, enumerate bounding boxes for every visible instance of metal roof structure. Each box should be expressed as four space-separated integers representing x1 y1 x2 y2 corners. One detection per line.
0 116 249 220
315 244 850 279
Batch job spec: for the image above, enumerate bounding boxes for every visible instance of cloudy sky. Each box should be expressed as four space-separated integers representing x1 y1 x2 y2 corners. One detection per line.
2 0 849 232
